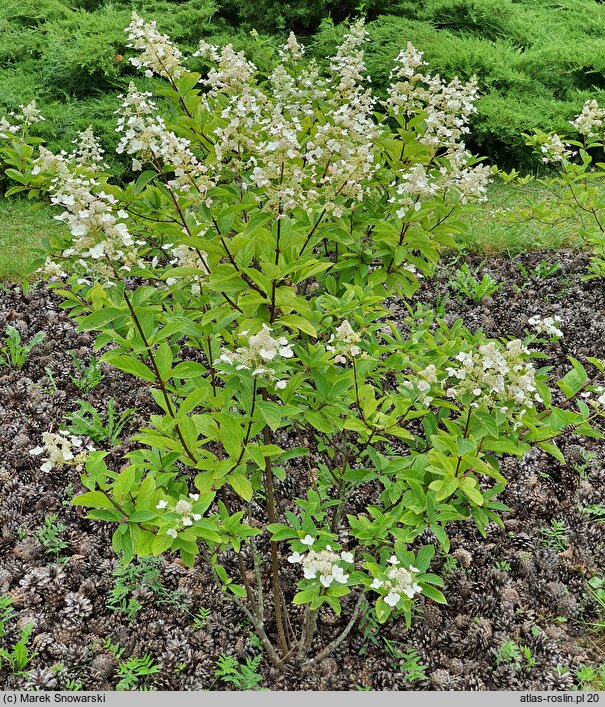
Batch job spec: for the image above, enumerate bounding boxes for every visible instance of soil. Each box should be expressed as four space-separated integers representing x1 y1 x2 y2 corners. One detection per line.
0 250 604 691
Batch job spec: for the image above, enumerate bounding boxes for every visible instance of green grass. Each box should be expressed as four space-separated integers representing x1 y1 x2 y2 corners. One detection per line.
0 198 61 281
457 180 584 255
0 180 588 284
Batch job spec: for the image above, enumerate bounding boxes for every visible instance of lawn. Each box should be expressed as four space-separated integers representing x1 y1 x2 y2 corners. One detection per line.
457 180 583 256
0 198 61 281
0 180 586 282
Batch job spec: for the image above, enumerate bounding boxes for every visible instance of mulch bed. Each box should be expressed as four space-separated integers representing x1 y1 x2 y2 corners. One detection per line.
1 250 604 691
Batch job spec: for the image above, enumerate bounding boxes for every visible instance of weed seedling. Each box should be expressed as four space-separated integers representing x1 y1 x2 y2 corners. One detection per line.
576 663 605 690
494 640 522 668
573 450 596 480
0 325 45 370
586 576 605 631
34 514 69 561
582 504 605 521
213 654 263 691
517 259 561 283
383 640 428 684
357 603 381 656
192 607 211 630
65 398 135 445
102 639 160 690
69 352 104 392
539 519 568 552
115 654 161 691
450 263 502 302
0 596 16 638
0 598 35 676
41 367 59 394
108 557 189 620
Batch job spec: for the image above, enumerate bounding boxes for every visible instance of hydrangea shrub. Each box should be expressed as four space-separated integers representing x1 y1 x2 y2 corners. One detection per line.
1 16 603 666
510 99 605 280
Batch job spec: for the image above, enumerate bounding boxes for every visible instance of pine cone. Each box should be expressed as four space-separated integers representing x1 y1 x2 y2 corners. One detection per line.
422 602 443 630
430 669 458 690
452 548 473 568
544 669 574 691
63 591 93 624
23 667 58 690
91 653 118 680
515 552 536 578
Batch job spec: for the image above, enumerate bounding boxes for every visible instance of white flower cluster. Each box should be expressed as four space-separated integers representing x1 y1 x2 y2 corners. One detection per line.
386 44 489 211
540 133 575 164
69 127 108 171
329 19 371 102
385 42 427 110
570 99 605 139
249 112 306 210
195 21 379 214
0 101 44 138
412 363 438 406
0 117 19 137
421 75 478 150
528 314 563 338
195 41 256 96
387 44 477 143
29 431 93 473
594 387 605 407
48 160 140 279
126 12 185 80
31 146 68 177
155 493 203 538
444 340 540 410
278 32 305 62
305 22 378 213
288 536 353 588
12 101 44 128
370 556 422 607
269 32 326 120
194 42 265 171
392 163 437 215
219 324 293 389
115 84 209 192
326 320 362 363
164 242 209 295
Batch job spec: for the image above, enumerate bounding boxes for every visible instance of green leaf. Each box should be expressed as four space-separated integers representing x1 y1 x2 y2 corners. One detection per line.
537 441 565 465
113 466 136 499
129 510 158 523
214 413 244 458
305 409 335 433
421 584 447 604
73 491 118 511
430 476 458 502
473 410 499 439
414 544 435 571
293 589 317 605
229 473 253 502
87 509 123 522
258 401 282 431
103 354 156 382
267 524 297 541
152 532 174 555
278 314 317 338
154 342 173 380
374 596 391 623
228 584 247 598
78 308 125 331
459 476 484 505
246 444 265 469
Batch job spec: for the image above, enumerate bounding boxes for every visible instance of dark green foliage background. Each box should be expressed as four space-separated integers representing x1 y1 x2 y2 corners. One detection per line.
1 0 605 169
